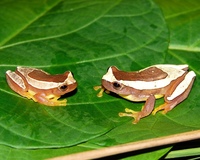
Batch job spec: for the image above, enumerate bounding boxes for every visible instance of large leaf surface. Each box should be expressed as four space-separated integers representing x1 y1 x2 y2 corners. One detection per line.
85 0 200 149
0 0 199 159
0 144 170 160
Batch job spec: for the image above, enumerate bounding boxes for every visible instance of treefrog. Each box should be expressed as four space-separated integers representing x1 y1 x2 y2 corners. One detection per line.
94 64 196 124
6 67 77 106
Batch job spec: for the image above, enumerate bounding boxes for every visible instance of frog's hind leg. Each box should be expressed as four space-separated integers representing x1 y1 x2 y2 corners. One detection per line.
119 95 155 124
33 93 67 106
6 70 34 99
152 71 196 115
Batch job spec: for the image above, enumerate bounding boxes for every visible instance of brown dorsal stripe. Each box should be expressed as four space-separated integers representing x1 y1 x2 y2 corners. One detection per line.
28 70 69 82
112 66 168 81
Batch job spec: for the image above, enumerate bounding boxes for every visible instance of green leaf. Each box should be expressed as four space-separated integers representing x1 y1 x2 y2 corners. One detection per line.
166 147 200 159
0 144 170 160
0 144 90 160
123 147 171 160
154 0 200 52
0 0 199 159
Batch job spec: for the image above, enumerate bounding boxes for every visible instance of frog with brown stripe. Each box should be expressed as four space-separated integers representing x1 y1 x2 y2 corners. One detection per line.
94 64 196 124
6 67 77 106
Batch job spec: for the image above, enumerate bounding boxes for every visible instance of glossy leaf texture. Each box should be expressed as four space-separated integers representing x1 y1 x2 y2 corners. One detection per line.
0 0 199 159
85 0 200 149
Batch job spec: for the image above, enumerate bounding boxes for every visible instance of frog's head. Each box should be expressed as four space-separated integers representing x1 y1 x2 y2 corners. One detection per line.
101 66 135 96
52 71 77 96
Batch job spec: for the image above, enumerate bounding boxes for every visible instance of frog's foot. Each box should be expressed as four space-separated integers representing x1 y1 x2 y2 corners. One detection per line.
152 102 176 115
119 95 155 124
94 85 109 97
33 94 67 106
93 85 102 91
119 108 143 124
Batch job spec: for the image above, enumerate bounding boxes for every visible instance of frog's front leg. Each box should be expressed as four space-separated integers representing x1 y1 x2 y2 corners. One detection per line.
33 93 67 106
152 71 196 115
119 95 155 124
94 85 110 97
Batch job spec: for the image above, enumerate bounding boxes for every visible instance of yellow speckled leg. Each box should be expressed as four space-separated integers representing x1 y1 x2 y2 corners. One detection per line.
93 86 102 91
94 86 105 97
18 90 36 100
152 103 175 115
153 72 195 115
119 108 142 124
27 90 36 99
119 95 155 124
49 97 67 106
33 93 67 106
94 86 110 97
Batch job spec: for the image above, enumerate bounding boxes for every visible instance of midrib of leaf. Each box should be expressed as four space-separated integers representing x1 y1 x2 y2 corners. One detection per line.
169 44 200 53
0 0 121 50
165 7 200 19
0 0 62 47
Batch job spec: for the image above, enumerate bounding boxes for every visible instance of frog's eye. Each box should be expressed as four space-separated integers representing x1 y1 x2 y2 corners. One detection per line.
113 81 122 90
59 85 68 91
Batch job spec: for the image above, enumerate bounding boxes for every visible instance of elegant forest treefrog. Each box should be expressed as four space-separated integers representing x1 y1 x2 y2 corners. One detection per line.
6 67 77 106
94 64 196 124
